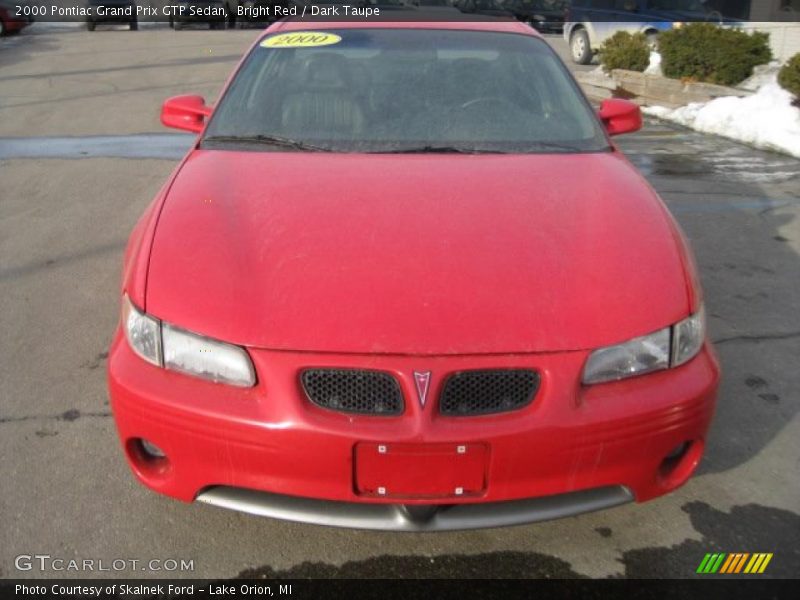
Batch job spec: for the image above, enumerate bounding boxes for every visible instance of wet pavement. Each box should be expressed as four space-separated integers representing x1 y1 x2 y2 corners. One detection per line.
236 500 800 578
621 119 800 185
2 114 800 184
0 134 193 160
1 25 799 580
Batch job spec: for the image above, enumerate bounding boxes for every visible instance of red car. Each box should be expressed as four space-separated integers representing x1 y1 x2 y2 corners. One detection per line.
0 2 30 36
108 21 720 530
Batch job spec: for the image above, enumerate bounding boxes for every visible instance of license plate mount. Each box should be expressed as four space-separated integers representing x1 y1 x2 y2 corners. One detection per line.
354 442 488 499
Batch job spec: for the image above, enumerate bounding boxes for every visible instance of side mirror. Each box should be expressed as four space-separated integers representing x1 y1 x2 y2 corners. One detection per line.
598 99 642 136
161 95 212 133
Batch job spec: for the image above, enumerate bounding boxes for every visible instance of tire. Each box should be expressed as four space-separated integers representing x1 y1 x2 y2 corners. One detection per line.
210 21 224 30
174 19 184 30
130 19 138 31
86 20 96 32
570 28 592 65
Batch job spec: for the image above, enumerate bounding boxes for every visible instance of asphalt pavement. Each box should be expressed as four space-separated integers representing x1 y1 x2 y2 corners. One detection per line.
0 23 798 579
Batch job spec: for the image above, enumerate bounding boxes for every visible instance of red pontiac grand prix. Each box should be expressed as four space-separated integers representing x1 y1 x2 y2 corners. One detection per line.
107 21 720 530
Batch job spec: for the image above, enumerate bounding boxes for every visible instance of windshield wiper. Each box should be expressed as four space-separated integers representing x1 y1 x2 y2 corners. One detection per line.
202 134 331 152
201 137 597 154
372 145 509 155
370 142 597 154
519 141 595 153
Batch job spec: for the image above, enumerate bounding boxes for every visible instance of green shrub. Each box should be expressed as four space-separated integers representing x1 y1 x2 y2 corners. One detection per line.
659 23 772 86
778 53 800 99
599 31 651 74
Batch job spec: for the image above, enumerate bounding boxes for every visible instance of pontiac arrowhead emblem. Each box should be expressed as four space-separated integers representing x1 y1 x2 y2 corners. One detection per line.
414 371 431 408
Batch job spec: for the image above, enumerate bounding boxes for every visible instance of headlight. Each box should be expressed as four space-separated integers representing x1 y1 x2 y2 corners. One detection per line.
162 323 255 387
122 295 161 367
582 328 671 384
121 295 255 387
582 307 706 384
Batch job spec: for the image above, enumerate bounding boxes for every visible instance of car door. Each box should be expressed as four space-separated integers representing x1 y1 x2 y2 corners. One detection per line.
588 0 646 45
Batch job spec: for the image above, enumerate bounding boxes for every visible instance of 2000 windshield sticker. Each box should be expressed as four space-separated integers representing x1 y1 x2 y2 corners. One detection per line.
261 32 343 49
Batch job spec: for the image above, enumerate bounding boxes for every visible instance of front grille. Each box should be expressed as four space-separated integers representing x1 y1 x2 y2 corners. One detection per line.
301 369 403 416
439 370 539 416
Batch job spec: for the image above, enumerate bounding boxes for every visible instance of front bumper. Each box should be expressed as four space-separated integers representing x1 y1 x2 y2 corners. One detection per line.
196 485 633 531
108 330 719 529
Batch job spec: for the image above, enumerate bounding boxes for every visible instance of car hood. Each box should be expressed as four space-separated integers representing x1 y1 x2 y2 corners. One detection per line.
146 150 691 354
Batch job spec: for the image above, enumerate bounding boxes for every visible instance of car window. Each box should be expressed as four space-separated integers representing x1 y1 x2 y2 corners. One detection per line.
204 29 609 154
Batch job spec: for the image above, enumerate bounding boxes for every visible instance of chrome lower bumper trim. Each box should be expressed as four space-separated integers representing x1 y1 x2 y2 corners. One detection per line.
196 485 634 531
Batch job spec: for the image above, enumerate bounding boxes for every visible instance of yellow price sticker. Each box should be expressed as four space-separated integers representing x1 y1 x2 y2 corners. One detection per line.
261 32 342 49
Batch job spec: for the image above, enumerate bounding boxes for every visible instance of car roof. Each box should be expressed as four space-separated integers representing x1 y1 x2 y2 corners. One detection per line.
268 19 540 38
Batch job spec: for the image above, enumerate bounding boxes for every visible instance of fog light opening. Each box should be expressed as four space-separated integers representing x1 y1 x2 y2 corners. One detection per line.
125 437 172 478
665 441 690 461
139 438 166 459
126 438 171 476
658 439 704 489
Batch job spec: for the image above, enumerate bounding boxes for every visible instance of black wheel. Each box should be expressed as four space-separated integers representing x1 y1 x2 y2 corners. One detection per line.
86 20 96 32
570 28 592 65
130 19 138 31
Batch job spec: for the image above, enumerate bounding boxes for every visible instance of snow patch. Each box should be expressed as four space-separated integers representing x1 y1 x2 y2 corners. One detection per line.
738 62 783 92
644 51 662 76
591 65 612 79
643 76 800 159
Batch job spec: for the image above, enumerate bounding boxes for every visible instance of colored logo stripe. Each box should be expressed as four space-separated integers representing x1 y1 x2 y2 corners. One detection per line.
719 554 736 573
697 553 726 573
698 553 773 574
720 553 749 573
746 553 773 574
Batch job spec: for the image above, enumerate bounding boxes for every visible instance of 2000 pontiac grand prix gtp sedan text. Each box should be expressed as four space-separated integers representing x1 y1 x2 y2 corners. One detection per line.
107 21 720 531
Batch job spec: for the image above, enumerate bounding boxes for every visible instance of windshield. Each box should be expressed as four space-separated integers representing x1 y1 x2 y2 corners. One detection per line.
203 29 609 154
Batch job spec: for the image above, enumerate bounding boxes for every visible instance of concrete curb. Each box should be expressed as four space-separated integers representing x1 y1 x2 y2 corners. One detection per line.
576 69 751 108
